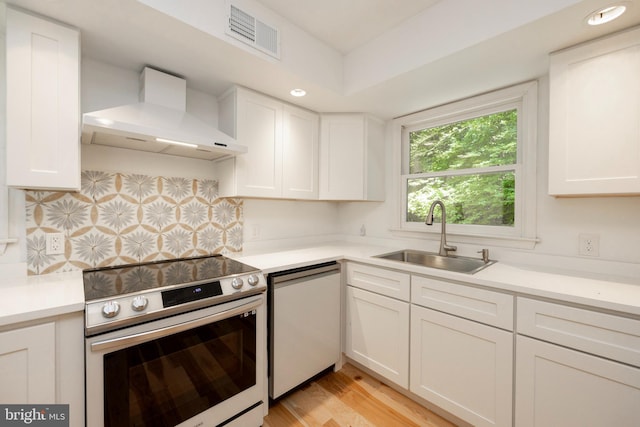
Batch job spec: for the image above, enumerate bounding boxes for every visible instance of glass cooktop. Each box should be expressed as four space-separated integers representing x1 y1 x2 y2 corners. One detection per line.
83 255 260 301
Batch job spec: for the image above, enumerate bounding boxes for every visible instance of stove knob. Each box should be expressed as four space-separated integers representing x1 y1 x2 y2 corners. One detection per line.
131 296 148 312
248 274 260 287
102 301 120 319
231 277 244 290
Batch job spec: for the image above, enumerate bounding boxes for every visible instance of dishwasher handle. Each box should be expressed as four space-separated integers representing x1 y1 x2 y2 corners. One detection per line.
270 262 340 284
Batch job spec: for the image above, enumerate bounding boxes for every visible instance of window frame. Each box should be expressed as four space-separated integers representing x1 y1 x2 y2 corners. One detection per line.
391 81 538 248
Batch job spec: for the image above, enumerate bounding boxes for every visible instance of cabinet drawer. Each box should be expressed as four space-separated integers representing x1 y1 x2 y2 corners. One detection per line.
411 276 514 330
346 263 410 301
517 298 640 367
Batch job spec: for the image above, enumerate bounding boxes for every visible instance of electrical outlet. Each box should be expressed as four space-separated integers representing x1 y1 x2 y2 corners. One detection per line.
578 233 599 257
250 224 260 240
46 233 65 255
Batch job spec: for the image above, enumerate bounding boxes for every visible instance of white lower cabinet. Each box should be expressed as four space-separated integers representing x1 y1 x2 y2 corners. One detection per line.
345 285 409 388
343 264 639 427
515 335 640 427
515 297 640 427
0 322 56 403
410 305 513 427
0 313 84 427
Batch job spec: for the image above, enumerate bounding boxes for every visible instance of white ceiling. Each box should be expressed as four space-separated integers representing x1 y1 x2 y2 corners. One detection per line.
256 0 442 53
4 0 640 120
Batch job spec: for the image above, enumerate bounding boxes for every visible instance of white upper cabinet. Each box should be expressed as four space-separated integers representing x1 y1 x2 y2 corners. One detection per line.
319 114 385 201
282 104 319 199
5 7 80 191
217 86 319 199
548 27 640 196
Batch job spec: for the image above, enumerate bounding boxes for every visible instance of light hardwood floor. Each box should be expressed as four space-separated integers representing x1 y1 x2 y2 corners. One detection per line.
263 363 457 427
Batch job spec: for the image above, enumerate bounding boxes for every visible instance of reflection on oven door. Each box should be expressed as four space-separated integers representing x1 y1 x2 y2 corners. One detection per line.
86 295 266 427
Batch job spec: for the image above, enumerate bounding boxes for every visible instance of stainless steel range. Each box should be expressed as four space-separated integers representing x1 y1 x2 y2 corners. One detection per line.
83 255 267 427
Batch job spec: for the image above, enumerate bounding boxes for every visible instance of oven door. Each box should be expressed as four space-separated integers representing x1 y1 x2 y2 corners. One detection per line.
86 293 266 427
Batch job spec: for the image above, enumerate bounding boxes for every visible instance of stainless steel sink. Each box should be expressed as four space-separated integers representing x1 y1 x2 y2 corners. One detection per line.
374 249 495 274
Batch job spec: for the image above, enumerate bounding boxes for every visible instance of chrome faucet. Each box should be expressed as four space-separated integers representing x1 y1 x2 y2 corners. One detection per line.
425 200 457 257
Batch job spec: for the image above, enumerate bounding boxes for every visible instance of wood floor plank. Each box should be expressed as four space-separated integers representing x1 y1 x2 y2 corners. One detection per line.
339 364 457 427
264 363 458 427
282 381 372 427
316 371 422 427
262 402 306 427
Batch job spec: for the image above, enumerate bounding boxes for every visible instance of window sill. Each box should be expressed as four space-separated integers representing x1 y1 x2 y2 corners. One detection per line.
389 227 539 250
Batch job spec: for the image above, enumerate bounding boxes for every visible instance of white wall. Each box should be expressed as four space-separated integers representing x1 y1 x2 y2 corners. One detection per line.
337 76 640 278
3 57 638 279
81 59 341 252
0 58 341 275
242 199 341 253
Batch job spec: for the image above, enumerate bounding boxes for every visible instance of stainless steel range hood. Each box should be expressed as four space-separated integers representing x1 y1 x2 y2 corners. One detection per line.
81 67 246 161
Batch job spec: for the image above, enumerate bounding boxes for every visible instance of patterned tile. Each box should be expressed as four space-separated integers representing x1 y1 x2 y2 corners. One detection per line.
24 171 242 275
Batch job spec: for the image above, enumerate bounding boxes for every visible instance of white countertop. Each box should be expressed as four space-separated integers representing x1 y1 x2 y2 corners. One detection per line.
2 242 639 328
0 270 84 328
235 243 640 317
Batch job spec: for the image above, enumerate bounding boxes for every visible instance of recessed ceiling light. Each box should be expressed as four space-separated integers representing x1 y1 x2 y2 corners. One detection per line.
586 4 627 26
290 88 306 97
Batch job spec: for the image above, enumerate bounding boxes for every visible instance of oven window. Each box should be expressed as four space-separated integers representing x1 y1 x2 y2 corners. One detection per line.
103 311 257 427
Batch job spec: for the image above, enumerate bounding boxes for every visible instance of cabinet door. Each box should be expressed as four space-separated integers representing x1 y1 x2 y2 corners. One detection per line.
282 105 319 199
235 90 283 197
319 115 365 200
6 8 80 191
516 335 640 427
345 286 409 388
549 27 640 195
0 322 56 403
410 305 513 427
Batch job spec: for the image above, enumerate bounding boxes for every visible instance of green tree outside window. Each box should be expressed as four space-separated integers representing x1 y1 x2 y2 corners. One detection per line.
407 110 517 226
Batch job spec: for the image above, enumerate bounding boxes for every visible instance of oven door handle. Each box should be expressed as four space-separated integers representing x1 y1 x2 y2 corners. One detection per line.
91 297 262 353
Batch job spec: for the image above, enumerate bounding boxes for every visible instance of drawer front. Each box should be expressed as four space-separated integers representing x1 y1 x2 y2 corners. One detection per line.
346 263 410 301
412 276 514 330
517 298 640 367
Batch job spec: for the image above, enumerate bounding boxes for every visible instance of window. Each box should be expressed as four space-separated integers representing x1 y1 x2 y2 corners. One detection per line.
394 82 537 246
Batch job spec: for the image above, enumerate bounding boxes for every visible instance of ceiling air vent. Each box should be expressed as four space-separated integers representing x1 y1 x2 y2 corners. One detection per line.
228 4 280 59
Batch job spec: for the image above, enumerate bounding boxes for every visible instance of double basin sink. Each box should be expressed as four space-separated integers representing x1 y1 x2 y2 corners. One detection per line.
375 249 494 274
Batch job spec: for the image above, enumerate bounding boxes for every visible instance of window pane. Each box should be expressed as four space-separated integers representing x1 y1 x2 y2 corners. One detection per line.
409 110 517 174
406 172 515 226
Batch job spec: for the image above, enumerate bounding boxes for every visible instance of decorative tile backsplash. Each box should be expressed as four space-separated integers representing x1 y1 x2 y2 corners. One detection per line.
25 171 243 275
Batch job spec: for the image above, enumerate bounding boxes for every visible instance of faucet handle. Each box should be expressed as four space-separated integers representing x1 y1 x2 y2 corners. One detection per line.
477 249 489 263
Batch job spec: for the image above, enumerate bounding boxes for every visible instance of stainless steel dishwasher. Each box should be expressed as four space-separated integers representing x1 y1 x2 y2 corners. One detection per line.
267 261 341 399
